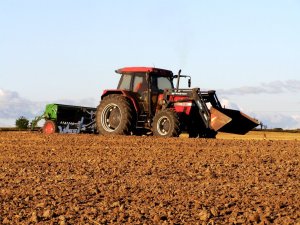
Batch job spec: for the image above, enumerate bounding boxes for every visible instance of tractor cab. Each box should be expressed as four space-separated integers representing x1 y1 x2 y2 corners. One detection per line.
116 67 174 93
116 67 174 115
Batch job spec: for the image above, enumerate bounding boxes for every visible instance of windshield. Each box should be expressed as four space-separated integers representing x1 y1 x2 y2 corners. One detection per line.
152 76 173 92
118 74 132 90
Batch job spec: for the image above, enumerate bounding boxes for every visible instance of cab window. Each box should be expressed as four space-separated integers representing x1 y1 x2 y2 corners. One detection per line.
118 74 132 90
152 76 173 92
133 75 147 94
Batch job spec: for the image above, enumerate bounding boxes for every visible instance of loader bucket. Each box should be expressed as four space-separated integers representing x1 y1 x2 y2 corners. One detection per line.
210 107 232 131
215 108 260 134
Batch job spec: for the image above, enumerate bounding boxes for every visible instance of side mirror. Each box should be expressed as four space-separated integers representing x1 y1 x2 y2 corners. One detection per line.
188 78 191 88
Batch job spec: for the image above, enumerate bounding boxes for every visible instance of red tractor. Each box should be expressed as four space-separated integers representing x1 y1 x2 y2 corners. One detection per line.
96 67 259 138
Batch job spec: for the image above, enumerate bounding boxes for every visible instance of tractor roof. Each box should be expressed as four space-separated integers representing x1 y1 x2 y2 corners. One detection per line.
115 67 173 77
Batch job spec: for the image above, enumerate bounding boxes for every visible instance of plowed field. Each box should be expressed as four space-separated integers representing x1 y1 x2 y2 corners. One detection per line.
0 132 299 224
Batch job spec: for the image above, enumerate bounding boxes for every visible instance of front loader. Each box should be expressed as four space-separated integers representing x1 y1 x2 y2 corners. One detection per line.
96 67 259 137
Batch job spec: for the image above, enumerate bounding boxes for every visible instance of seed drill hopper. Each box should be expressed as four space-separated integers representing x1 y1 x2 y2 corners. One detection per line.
31 104 96 134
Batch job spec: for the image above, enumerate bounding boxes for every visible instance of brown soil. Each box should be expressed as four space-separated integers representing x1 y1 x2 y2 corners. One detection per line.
0 132 299 224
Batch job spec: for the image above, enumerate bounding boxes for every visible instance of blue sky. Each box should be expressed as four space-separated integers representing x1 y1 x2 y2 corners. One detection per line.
1 0 300 129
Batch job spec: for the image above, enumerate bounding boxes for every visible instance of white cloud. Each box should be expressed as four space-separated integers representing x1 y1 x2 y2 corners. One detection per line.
215 81 300 129
0 118 16 127
0 88 97 127
54 98 98 108
219 98 241 110
0 89 5 96
253 112 300 129
219 79 300 95
0 89 42 124
216 97 300 129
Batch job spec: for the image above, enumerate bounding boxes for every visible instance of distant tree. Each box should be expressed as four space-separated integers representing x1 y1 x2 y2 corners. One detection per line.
15 116 29 129
259 122 267 130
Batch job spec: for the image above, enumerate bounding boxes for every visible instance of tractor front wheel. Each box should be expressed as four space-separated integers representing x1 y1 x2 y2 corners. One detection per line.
96 95 134 135
153 109 181 137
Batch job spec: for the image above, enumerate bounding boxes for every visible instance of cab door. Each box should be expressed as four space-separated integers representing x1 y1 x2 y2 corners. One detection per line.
132 74 148 113
150 76 162 114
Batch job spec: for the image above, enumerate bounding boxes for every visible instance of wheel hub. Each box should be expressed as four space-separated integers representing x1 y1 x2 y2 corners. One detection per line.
157 116 170 135
108 107 121 128
101 104 122 132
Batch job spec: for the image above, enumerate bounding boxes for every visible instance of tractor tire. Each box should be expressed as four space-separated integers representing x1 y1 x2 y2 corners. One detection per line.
43 120 56 134
153 109 181 137
96 95 134 135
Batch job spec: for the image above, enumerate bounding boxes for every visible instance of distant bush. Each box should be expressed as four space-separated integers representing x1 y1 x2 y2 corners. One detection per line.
15 116 29 129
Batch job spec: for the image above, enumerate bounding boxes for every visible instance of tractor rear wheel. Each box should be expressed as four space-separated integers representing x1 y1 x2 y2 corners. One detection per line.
153 109 181 137
43 120 56 134
96 95 134 135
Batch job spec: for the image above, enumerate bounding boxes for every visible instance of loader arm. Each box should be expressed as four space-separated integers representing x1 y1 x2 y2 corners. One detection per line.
163 88 219 130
